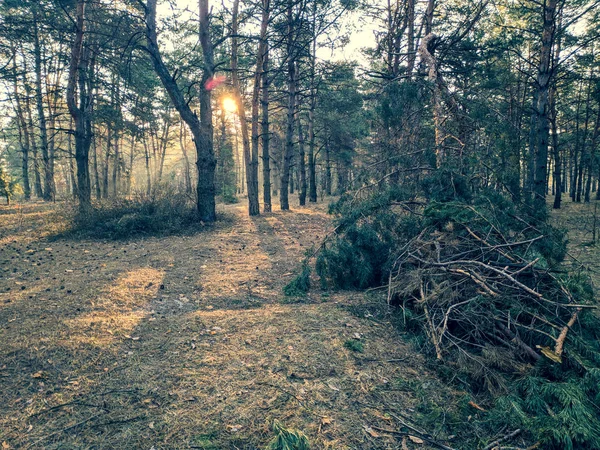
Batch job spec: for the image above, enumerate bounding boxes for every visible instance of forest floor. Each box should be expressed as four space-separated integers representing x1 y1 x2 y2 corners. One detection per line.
0 199 598 450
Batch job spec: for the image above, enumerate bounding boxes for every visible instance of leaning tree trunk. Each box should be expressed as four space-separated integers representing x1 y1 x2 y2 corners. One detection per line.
145 0 216 222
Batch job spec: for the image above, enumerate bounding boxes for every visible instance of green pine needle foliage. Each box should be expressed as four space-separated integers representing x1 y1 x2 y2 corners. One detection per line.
283 263 311 297
311 182 600 449
265 420 310 450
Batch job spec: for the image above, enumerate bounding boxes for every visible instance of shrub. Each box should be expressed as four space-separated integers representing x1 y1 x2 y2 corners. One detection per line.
283 263 311 297
62 186 202 239
310 186 600 449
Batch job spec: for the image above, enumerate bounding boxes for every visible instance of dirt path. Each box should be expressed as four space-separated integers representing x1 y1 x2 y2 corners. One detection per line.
0 203 451 450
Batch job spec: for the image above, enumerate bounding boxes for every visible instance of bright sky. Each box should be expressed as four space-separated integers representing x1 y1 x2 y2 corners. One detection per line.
157 0 376 66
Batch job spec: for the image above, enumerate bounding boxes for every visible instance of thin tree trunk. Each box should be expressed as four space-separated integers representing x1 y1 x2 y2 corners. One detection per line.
231 0 259 215
11 49 31 200
179 122 192 194
325 140 331 196
307 0 317 203
297 106 307 206
252 0 270 213
586 103 600 202
143 131 152 195
127 131 136 196
93 130 101 199
112 132 120 197
33 11 54 201
103 126 111 198
261 42 272 212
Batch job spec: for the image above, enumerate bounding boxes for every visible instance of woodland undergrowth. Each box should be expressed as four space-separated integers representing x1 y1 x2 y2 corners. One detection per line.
59 185 202 239
295 173 600 449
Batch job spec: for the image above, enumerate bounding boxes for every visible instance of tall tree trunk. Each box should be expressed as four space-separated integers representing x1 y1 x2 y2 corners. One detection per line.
261 40 272 212
112 81 122 197
143 131 152 195
297 106 307 206
325 140 331 196
550 20 562 209
103 126 111 198
197 0 217 221
20 46 43 199
145 0 216 221
406 0 416 78
307 0 318 203
93 131 101 199
33 11 54 201
578 73 593 202
157 112 170 183
231 0 259 216
531 0 559 217
281 0 296 211
11 50 31 200
68 118 77 199
253 0 270 213
179 122 192 194
586 103 600 202
127 131 136 196
112 133 121 196
66 0 92 212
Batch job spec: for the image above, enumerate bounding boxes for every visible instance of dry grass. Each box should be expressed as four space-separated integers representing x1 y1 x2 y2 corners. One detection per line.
0 201 452 449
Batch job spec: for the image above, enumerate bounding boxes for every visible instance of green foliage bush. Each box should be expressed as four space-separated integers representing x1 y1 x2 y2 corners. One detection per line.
344 339 363 353
63 186 201 239
283 263 311 297
311 182 600 449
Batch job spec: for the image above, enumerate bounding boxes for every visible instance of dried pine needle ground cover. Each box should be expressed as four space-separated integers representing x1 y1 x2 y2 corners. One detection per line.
551 199 600 290
0 201 460 450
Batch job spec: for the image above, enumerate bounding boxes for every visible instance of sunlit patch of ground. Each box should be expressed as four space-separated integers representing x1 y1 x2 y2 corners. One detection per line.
1 201 463 449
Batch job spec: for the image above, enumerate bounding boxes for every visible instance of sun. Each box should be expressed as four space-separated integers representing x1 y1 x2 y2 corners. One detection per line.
222 96 237 113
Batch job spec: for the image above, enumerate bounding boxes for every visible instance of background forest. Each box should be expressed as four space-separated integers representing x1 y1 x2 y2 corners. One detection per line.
1 0 600 449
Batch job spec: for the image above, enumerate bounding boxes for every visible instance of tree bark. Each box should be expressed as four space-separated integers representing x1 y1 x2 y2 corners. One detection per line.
281 0 297 211
253 0 270 213
145 0 216 222
11 49 31 200
297 104 307 206
66 0 93 212
261 40 272 212
307 0 317 203
33 10 54 201
231 0 259 216
532 0 559 217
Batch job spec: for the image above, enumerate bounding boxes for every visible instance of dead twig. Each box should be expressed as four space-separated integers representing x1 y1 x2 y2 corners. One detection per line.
483 429 522 450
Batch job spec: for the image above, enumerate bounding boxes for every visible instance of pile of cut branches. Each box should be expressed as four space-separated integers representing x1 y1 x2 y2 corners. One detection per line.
390 201 591 384
312 189 600 448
